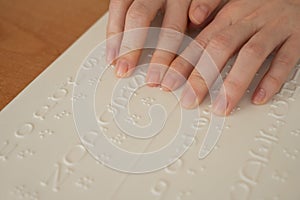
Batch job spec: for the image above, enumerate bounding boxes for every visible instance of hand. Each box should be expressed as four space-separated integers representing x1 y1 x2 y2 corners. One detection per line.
106 0 224 78
161 0 300 115
107 0 300 116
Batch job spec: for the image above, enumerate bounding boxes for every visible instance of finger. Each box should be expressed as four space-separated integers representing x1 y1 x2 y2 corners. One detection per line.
180 69 208 108
213 20 291 115
146 0 191 87
187 5 218 31
106 0 133 63
115 0 164 78
180 20 258 108
163 0 261 91
194 0 264 44
252 35 300 104
161 18 231 91
189 0 222 25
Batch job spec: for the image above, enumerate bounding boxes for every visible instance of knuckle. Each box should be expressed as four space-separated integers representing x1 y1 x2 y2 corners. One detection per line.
160 26 183 41
265 73 283 89
189 71 208 89
172 56 190 69
171 57 194 76
151 51 172 64
180 38 206 66
106 31 119 38
225 77 243 91
195 37 209 48
241 42 266 59
275 53 292 68
209 32 232 52
243 10 260 21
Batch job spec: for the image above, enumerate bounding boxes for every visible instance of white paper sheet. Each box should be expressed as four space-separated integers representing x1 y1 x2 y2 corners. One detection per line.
1 13 300 200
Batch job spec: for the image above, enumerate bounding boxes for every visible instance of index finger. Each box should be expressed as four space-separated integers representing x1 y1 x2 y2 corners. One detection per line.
106 0 133 63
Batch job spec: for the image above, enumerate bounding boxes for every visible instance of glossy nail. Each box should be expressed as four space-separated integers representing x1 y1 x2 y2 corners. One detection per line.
115 59 129 78
181 87 198 108
192 5 209 24
146 71 161 87
252 88 266 104
161 74 177 91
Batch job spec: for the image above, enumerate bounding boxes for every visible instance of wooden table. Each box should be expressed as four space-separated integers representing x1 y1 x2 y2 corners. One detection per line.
0 0 109 110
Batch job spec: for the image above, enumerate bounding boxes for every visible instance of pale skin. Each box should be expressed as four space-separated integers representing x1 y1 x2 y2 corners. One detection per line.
106 0 300 115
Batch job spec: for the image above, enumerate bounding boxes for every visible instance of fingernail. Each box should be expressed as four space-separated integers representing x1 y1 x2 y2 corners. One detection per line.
213 94 228 116
253 88 266 104
106 48 116 64
115 59 128 77
146 71 161 87
181 87 198 109
161 74 176 91
192 5 209 25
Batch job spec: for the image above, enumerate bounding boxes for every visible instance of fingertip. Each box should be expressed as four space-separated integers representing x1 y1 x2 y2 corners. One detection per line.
252 87 267 105
189 4 209 25
180 86 199 109
161 70 186 92
115 59 129 78
212 93 229 116
147 83 160 87
161 73 176 91
146 70 161 87
160 86 172 92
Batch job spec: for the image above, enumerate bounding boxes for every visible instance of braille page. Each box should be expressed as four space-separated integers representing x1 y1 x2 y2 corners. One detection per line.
1 13 300 200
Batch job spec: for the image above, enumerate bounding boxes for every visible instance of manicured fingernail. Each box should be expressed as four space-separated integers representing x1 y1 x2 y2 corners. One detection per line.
146 71 161 87
106 48 116 63
253 88 266 104
181 87 198 109
213 94 228 116
192 5 209 24
115 59 128 77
